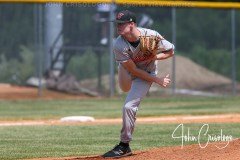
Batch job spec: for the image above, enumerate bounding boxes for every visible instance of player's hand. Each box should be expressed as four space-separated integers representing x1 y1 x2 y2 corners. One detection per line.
155 74 171 88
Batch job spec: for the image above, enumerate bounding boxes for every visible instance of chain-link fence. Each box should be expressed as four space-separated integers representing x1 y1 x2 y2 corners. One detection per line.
0 3 239 98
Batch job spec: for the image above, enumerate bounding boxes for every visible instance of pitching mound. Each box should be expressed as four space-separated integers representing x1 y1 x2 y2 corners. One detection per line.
32 139 239 160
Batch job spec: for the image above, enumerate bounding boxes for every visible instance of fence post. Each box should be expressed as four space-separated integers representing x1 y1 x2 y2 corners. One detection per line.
109 3 115 97
171 7 176 94
231 9 236 95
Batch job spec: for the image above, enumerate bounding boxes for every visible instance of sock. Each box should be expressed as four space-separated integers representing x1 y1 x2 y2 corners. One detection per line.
119 141 129 147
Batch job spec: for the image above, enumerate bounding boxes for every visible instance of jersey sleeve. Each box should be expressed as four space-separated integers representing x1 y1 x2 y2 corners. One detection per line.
157 33 175 52
113 39 131 63
158 39 175 52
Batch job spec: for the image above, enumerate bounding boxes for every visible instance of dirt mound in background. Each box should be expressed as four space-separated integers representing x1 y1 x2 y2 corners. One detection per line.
156 55 231 89
80 55 235 93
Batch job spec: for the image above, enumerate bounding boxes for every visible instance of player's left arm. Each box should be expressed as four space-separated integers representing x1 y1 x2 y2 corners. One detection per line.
154 36 175 60
154 49 174 60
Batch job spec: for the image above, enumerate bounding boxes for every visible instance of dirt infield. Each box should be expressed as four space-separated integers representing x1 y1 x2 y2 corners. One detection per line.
1 114 240 126
31 139 240 160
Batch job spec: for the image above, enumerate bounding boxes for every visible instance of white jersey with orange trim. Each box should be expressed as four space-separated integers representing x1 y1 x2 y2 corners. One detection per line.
114 27 174 74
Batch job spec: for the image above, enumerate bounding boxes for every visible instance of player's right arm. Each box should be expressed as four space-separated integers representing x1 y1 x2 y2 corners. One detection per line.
114 37 170 88
121 59 170 88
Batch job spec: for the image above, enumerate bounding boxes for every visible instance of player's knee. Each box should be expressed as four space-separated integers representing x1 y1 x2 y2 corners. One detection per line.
123 103 132 111
123 104 138 119
123 99 140 111
119 77 131 92
120 84 131 92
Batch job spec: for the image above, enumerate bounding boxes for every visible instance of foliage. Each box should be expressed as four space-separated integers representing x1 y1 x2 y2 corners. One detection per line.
0 5 239 82
0 4 34 59
179 46 240 80
186 46 231 78
237 48 240 81
63 6 100 46
66 48 110 80
175 8 232 52
0 46 35 84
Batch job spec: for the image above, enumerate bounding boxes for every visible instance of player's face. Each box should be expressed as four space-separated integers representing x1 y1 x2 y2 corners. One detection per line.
116 22 132 36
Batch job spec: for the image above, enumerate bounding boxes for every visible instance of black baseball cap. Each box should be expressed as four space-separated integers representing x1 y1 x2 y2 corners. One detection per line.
113 10 136 23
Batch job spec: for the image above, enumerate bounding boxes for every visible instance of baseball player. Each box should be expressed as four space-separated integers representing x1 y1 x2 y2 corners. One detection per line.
103 10 174 158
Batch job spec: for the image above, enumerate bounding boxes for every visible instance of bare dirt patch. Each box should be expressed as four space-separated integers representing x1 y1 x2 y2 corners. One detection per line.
0 83 88 100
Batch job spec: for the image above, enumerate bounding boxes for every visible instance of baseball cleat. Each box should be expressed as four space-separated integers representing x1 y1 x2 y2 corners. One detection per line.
102 144 132 158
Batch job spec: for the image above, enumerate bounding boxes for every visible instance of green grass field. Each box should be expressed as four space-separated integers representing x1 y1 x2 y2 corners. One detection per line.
0 96 239 120
0 97 240 160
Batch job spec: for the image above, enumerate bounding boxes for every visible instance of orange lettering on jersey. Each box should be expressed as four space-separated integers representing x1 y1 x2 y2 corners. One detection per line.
132 54 154 63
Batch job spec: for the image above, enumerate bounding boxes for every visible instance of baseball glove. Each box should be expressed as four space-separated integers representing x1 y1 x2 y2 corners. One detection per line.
139 35 163 56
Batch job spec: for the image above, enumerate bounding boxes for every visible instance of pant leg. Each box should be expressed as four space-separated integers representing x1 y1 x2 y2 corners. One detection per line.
120 77 152 143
